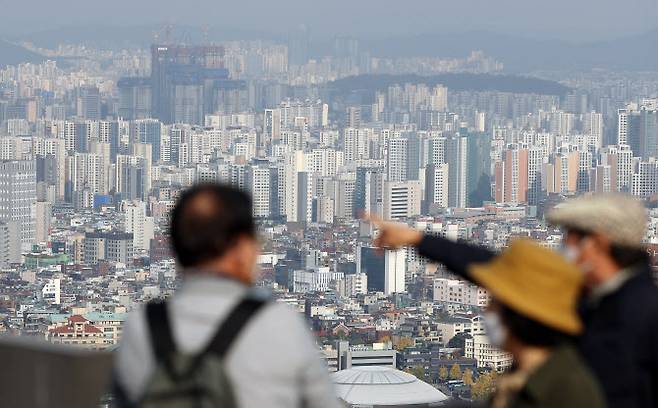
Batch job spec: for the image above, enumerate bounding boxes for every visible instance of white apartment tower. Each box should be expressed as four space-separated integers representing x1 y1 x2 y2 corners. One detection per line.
123 200 155 251
35 201 52 244
425 163 449 210
383 180 422 220
384 249 406 295
246 163 274 218
0 160 36 247
387 137 409 182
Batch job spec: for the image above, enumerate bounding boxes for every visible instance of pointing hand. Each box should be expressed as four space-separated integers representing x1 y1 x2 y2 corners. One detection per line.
364 213 423 250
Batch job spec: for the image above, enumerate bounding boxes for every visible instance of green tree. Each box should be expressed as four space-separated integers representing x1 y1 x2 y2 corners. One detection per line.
462 369 474 386
438 366 449 381
449 363 462 380
409 365 426 380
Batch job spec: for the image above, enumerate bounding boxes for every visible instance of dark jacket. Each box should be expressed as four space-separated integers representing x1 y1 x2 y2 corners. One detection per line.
417 235 658 408
503 346 605 408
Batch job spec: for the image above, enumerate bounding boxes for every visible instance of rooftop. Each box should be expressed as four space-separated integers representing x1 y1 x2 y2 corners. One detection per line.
332 366 448 407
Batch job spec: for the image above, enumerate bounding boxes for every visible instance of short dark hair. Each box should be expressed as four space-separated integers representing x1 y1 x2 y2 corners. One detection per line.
170 183 255 268
609 245 649 268
500 305 574 347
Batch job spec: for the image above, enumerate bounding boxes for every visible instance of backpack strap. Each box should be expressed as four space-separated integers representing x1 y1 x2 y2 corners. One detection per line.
203 297 268 359
146 301 176 364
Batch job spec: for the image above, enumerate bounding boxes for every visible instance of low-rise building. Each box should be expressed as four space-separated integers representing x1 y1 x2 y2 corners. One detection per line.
465 334 513 372
433 278 489 308
47 315 105 349
437 313 485 342
323 341 397 372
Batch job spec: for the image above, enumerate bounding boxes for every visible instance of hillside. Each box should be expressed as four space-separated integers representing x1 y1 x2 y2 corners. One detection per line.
0 39 44 67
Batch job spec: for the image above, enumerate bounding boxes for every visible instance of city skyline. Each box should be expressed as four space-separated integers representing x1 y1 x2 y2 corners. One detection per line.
0 6 657 405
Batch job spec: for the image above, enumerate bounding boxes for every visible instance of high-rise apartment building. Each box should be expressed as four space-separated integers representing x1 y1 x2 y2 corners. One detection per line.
346 106 361 128
527 147 545 205
344 128 372 163
430 85 448 112
425 163 449 211
83 231 134 265
631 158 658 198
0 160 36 247
384 249 406 295
342 273 368 297
306 148 343 177
583 111 603 149
0 221 21 267
387 134 420 182
66 153 107 201
494 145 528 204
245 161 278 218
353 167 384 218
296 171 313 224
446 135 468 207
639 107 658 160
76 87 101 121
149 44 246 125
116 155 149 201
617 100 658 160
35 200 52 244
601 144 633 192
118 78 152 120
123 200 155 252
131 119 161 162
383 180 421 220
335 175 356 221
263 109 281 145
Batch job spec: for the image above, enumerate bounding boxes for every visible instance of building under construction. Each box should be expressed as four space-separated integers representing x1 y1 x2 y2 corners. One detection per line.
118 44 247 125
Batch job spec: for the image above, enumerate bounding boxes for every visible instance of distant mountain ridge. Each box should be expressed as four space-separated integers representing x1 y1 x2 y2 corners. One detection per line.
362 30 658 72
14 25 272 49
5 26 658 72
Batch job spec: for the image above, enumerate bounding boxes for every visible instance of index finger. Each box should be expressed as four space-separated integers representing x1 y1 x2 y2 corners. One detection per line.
363 212 383 228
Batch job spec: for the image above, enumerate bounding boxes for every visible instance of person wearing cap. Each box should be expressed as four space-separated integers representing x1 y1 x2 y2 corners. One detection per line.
368 193 658 408
545 194 658 408
468 239 604 408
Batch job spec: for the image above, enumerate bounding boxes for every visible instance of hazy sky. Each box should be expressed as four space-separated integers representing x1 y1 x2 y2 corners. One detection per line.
1 0 657 42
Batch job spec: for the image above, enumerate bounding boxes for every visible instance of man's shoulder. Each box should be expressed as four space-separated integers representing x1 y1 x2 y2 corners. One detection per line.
121 303 149 339
249 298 309 332
617 271 658 314
119 292 312 352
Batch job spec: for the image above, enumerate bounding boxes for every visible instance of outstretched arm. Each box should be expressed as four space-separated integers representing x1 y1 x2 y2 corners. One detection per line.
366 214 496 281
416 234 496 281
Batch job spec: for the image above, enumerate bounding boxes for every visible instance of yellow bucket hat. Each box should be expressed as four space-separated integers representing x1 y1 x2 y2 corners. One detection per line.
470 239 584 335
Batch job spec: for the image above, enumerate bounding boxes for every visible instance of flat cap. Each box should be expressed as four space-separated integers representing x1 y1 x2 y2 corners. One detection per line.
546 194 647 248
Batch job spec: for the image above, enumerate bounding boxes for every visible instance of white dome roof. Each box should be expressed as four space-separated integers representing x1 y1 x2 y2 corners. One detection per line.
332 366 449 407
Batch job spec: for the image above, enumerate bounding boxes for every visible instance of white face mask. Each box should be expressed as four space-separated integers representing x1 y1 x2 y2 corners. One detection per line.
483 311 508 348
561 245 580 263
561 238 594 274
